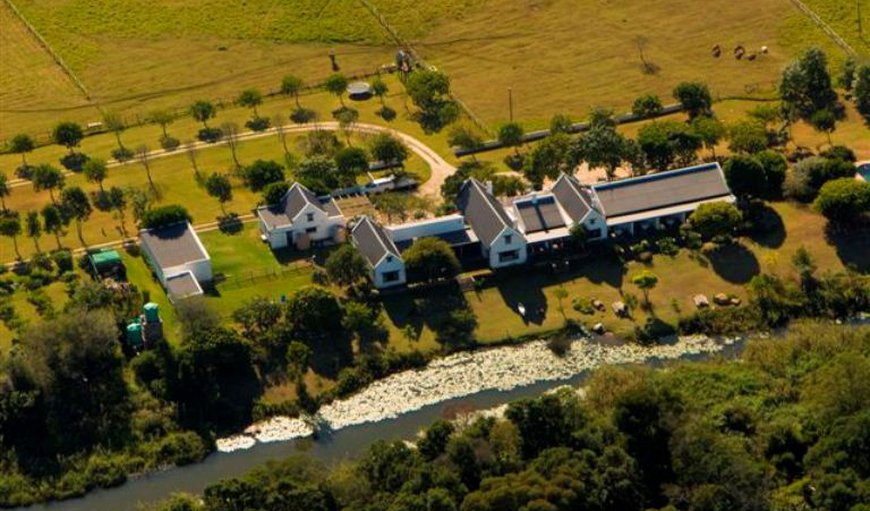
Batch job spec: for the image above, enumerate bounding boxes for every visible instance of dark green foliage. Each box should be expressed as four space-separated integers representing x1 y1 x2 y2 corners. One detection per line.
724 154 767 198
242 159 285 191
418 420 455 461
786 156 858 202
244 116 271 132
673 82 713 119
285 285 344 343
325 244 369 287
262 181 290 205
196 127 223 143
687 201 742 240
779 47 841 122
813 178 870 224
140 204 191 229
296 156 340 194
632 94 663 118
370 133 408 167
403 237 461 282
853 63 870 124
406 69 458 131
52 121 84 151
755 150 788 198
335 146 369 185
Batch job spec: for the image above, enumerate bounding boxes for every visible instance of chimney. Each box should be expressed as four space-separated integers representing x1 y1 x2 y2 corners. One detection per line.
531 192 538 205
484 180 494 195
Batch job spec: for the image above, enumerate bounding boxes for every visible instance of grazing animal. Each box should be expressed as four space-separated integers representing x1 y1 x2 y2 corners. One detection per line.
712 44 722 57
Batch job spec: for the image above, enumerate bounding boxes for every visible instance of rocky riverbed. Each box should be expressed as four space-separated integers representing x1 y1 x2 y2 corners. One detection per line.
216 335 738 452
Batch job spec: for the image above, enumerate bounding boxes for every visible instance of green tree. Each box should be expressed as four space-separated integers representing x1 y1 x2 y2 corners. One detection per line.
242 159 285 191
549 113 573 134
853 63 870 124
334 146 369 186
285 286 344 343
812 178 870 225
406 69 454 124
60 186 91 245
0 172 8 210
296 156 339 193
637 121 681 170
631 270 659 306
574 125 627 180
0 211 22 259
370 133 408 168
103 111 127 152
691 116 726 158
417 420 455 461
324 73 350 106
724 154 767 198
262 181 289 205
236 88 262 117
140 204 191 229
135 144 157 192
756 150 788 198
371 76 388 106
286 341 312 380
280 74 304 108
498 122 525 155
189 100 216 128
687 201 742 240
32 164 65 204
448 125 484 157
25 210 41 253
334 107 359 144
149 109 175 138
403 237 460 282
52 121 84 153
525 132 571 188
108 186 128 236
232 296 283 339
809 108 836 144
673 82 713 119
82 158 108 192
325 243 369 286
205 173 233 214
41 203 65 248
779 47 840 122
632 94 663 118
588 106 616 128
10 133 35 167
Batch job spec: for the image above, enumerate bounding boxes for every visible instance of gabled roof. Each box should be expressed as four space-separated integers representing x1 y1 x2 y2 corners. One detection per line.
591 163 733 218
258 182 343 229
456 178 514 246
351 216 401 267
513 194 566 234
551 173 598 223
139 221 209 269
165 271 204 299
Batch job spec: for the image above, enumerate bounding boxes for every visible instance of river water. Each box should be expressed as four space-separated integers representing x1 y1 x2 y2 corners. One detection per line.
21 337 746 511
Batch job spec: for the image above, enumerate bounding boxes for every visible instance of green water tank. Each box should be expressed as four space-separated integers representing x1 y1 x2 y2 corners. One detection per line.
126 321 143 347
143 302 160 323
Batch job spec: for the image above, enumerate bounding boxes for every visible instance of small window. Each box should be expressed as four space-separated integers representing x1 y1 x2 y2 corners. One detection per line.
504 234 512 245
306 226 317 234
383 271 400 283
498 250 520 263
306 213 315 222
588 218 596 225
386 255 393 263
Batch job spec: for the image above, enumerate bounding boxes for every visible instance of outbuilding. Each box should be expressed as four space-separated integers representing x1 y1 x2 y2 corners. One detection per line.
139 221 212 300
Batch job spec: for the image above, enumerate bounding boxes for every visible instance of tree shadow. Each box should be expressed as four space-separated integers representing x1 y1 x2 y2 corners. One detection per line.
307 334 354 381
746 203 786 248
217 213 243 234
824 223 870 272
493 272 548 326
705 243 761 284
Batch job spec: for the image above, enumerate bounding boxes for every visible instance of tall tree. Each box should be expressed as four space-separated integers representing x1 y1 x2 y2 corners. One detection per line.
25 210 41 253
41 204 65 248
273 113 290 159
221 122 242 168
10 133 35 167
403 237 461 282
280 74 304 108
60 186 92 246
370 133 408 168
52 121 84 154
691 116 726 158
497 122 525 155
205 173 233 214
853 63 870 124
0 211 22 259
448 125 484 159
573 125 627 180
631 270 659 306
809 109 837 144
673 82 713 119
0 172 9 210
324 73 350 106
108 186 128 236
82 158 108 192
779 47 840 122
32 164 65 204
103 112 127 152
236 88 263 117
189 100 216 128
549 113 574 134
185 141 200 178
135 145 156 192
149 109 175 138
334 146 369 186
371 76 389 106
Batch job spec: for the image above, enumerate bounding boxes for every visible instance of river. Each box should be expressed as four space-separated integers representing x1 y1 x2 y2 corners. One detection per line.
21 335 746 511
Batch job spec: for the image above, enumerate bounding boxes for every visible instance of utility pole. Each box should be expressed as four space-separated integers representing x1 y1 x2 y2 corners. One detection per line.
508 87 514 122
858 0 864 41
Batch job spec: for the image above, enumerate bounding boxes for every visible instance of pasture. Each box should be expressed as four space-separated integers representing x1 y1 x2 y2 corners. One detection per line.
385 0 862 126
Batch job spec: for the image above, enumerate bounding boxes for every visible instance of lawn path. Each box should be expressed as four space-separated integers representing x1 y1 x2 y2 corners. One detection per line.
7 122 455 192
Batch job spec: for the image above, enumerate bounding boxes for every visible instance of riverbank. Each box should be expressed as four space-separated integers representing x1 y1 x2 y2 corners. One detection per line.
216 333 740 452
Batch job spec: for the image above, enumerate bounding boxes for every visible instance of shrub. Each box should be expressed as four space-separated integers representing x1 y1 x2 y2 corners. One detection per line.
159 135 181 151
724 155 767 198
110 147 134 162
153 431 209 466
59 152 89 172
252 400 300 422
140 205 191 229
820 145 856 162
84 455 128 489
14 164 36 180
813 178 870 224
52 249 73 273
688 202 742 240
655 237 679 256
786 156 857 202
634 317 677 344
30 252 54 272
245 116 271 132
755 150 788 198
290 107 317 124
678 306 764 335
196 127 223 143
377 106 397 121
572 297 595 314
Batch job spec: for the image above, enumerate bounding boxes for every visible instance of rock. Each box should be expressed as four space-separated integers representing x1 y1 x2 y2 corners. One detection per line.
714 293 730 305
694 294 710 308
592 323 605 334
612 301 627 316
592 299 605 311
730 297 741 306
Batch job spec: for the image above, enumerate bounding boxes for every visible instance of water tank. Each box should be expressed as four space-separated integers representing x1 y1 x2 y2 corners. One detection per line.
143 302 160 323
126 321 143 347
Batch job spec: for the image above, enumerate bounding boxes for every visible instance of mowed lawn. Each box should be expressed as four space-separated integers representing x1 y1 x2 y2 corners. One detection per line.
393 0 853 125
3 0 396 140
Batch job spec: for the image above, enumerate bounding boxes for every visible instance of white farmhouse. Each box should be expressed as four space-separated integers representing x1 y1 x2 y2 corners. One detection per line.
257 183 346 250
139 221 212 301
457 178 527 268
351 216 406 289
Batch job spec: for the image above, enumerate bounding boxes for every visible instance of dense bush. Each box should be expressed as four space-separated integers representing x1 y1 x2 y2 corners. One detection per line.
813 178 870 225
242 159 285 191
245 116 271 132
140 205 192 229
196 127 223 143
59 152 89 172
110 147 134 162
159 135 181 151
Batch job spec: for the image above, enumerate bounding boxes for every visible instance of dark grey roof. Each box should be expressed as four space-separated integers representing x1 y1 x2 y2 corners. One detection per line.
515 195 565 233
166 272 203 298
591 163 732 218
456 178 513 246
140 222 208 269
552 173 595 223
259 183 342 228
352 217 400 266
